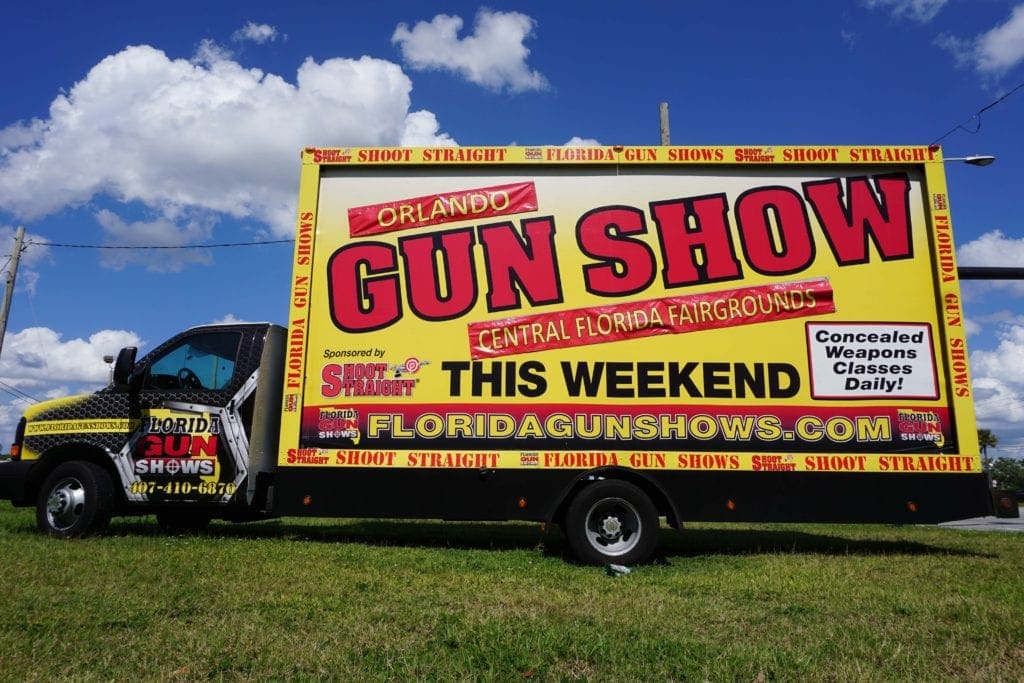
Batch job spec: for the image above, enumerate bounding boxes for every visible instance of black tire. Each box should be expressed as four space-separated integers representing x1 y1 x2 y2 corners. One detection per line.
565 479 659 565
36 461 115 538
156 509 212 534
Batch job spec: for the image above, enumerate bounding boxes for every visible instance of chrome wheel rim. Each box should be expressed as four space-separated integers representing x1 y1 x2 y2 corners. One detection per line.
46 477 87 531
583 496 642 557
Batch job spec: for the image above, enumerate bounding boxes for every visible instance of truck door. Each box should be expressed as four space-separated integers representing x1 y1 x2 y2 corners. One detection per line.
126 328 253 506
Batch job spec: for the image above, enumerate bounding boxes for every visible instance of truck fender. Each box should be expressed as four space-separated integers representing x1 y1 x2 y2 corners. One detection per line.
23 442 124 511
547 466 682 530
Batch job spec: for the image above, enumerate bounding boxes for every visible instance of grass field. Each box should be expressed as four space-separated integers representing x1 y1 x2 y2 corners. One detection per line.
1 502 1022 681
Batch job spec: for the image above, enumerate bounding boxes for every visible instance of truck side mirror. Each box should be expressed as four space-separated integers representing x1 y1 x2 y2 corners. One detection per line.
113 347 138 390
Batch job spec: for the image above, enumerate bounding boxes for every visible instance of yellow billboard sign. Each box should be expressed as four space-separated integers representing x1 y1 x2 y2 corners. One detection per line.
278 146 978 474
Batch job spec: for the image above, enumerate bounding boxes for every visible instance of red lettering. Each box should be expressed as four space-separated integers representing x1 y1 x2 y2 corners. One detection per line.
357 149 412 163
399 228 477 320
327 243 400 332
783 147 838 162
735 187 814 275
142 434 162 457
293 275 308 309
286 318 305 390
296 217 313 266
650 194 743 286
478 219 562 310
578 207 655 295
803 174 913 265
944 292 961 327
190 435 218 457
668 148 724 162
935 215 956 283
163 435 189 457
950 337 970 397
321 364 342 398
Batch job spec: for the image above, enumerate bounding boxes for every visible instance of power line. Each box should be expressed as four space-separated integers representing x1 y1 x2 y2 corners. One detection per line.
0 378 39 404
0 388 33 405
28 238 294 250
931 79 1024 145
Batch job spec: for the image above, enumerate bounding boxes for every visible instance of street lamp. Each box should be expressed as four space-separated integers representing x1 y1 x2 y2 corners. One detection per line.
944 155 996 166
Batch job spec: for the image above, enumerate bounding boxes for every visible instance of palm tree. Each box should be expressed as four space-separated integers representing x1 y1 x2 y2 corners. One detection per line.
978 429 998 486
978 429 998 463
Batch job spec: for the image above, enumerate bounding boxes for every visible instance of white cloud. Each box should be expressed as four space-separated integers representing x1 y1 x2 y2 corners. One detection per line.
0 44 455 239
0 327 142 386
564 136 602 147
933 231 1024 453
233 22 279 44
862 0 948 23
0 119 44 148
970 323 1024 440
957 230 1024 296
976 4 1024 73
958 230 1024 266
966 310 1024 338
973 375 1024 422
935 4 1024 74
401 110 457 147
1 225 52 269
981 311 1024 326
0 326 143 445
392 10 548 93
972 323 1024 385
194 38 234 64
94 209 215 272
0 225 52 296
211 313 249 325
933 33 973 69
970 322 1024 458
972 374 1024 457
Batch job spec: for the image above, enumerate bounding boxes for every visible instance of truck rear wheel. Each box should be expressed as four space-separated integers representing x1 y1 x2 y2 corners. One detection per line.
36 461 114 538
565 479 658 565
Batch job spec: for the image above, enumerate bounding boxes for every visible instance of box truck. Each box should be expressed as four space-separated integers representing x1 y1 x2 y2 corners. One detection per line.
0 145 991 563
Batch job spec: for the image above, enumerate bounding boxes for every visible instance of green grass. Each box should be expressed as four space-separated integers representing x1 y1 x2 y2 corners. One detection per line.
1 503 1022 681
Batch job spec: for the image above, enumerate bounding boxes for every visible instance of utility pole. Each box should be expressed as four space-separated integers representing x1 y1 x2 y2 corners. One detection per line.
659 102 671 145
0 226 26 361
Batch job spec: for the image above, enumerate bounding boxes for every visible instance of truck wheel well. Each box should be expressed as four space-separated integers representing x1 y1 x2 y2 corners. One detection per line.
26 444 124 509
552 467 680 530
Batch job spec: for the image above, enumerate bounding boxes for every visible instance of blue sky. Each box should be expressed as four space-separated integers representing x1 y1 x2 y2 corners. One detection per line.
1 0 1023 457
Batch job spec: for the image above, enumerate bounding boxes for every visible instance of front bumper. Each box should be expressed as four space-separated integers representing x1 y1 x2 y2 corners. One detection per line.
0 459 35 505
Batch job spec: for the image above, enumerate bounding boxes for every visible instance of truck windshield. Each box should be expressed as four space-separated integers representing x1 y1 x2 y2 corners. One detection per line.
143 331 241 391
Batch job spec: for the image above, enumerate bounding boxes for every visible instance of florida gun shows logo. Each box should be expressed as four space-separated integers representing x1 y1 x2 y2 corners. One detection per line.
133 413 220 478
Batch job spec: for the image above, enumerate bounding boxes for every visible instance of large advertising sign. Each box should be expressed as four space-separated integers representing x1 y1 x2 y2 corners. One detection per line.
280 146 979 475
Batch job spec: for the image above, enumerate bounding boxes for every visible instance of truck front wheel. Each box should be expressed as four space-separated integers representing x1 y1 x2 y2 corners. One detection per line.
36 461 114 538
565 480 658 565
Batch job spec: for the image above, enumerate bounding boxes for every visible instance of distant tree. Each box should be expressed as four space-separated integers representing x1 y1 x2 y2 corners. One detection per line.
978 429 998 467
989 457 1024 491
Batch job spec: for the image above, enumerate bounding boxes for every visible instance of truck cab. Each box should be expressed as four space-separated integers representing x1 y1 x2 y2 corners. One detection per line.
0 322 285 536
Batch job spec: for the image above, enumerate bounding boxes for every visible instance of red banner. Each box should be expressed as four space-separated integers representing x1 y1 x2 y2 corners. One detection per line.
348 182 538 236
469 278 835 359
